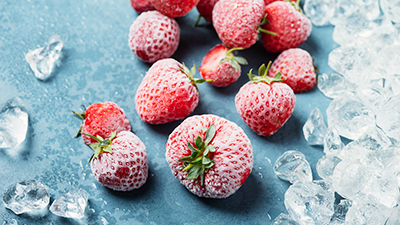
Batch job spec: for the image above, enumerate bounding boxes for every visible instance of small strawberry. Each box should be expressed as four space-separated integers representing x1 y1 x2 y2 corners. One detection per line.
196 0 220 23
235 63 296 136
212 0 266 49
165 114 253 198
130 0 155 13
260 1 312 53
268 48 317 93
198 44 248 87
135 58 204 124
73 102 131 145
84 131 148 191
128 10 180 63
149 0 200 18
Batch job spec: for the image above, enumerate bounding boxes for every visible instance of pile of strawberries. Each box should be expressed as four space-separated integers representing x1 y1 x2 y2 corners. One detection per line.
73 0 317 198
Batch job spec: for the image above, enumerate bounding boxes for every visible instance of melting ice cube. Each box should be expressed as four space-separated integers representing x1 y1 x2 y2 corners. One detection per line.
25 35 63 81
0 97 28 149
303 108 328 146
303 0 335 26
273 151 312 184
49 188 89 219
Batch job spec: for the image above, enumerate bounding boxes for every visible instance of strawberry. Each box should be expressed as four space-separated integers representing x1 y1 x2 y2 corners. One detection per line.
260 1 312 53
165 114 253 198
198 44 248 87
128 10 180 63
264 0 295 5
73 102 131 145
212 0 266 49
235 63 296 136
135 58 204 124
85 131 148 191
267 48 317 93
196 0 220 22
149 0 200 18
130 0 155 13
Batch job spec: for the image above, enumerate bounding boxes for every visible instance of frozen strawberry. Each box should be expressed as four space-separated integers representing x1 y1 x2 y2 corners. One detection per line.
130 0 155 13
135 58 204 124
196 0 220 22
260 1 312 53
166 114 253 198
85 131 148 191
264 0 295 5
235 63 296 136
73 102 131 145
128 10 180 63
150 0 200 18
199 44 248 87
212 0 266 49
268 48 317 93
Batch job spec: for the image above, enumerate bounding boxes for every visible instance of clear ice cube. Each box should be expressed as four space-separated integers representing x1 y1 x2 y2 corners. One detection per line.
323 128 344 156
344 199 391 225
3 180 50 215
355 80 390 114
386 74 400 96
330 0 380 25
271 213 299 225
375 45 400 78
273 151 312 184
303 108 328 146
330 199 352 225
303 0 335 26
376 95 400 142
316 154 342 186
317 73 355 99
332 13 375 46
49 188 89 219
0 97 29 149
25 35 63 81
380 0 400 23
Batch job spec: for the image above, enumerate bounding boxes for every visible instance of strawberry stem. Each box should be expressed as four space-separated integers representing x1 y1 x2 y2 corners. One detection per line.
72 105 87 137
82 131 116 164
248 61 285 84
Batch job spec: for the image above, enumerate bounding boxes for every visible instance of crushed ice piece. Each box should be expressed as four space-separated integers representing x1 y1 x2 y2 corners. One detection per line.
284 181 335 225
376 95 400 142
332 13 375 46
386 74 400 96
344 199 391 225
386 205 400 225
331 159 366 199
323 128 344 155
303 0 335 26
360 171 398 208
271 213 299 225
316 154 341 186
330 0 380 25
355 80 390 114
326 95 375 140
330 199 352 225
303 108 328 145
3 180 50 215
25 35 63 81
50 189 89 219
380 0 400 23
0 97 29 149
317 73 355 99
375 45 400 78
273 151 312 184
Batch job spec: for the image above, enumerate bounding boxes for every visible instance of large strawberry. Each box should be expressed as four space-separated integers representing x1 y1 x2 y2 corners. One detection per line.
267 48 317 93
260 1 312 53
84 131 148 191
212 0 266 49
235 63 296 136
130 0 155 13
166 114 253 198
198 44 248 87
135 58 204 124
73 102 131 145
129 10 180 63
150 0 200 18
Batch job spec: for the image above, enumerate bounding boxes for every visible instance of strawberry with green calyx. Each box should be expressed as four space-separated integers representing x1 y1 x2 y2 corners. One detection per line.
82 132 116 164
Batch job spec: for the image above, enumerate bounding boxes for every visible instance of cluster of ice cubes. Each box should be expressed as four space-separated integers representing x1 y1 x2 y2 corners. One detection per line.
272 0 400 224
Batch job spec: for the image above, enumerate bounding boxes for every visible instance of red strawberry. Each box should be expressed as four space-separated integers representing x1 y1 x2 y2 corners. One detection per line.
85 131 148 191
235 63 296 136
196 0 220 22
130 0 155 13
260 1 312 53
128 10 180 63
264 0 295 5
149 0 200 18
267 48 317 93
135 58 203 124
73 102 131 145
165 114 253 198
199 44 248 87
212 0 266 49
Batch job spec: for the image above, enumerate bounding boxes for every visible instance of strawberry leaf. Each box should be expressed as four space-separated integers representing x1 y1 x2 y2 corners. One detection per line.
204 124 215 145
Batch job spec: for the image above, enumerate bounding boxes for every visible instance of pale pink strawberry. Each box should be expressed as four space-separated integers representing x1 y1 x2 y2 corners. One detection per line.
199 44 248 87
235 63 296 136
130 0 155 13
86 131 148 191
260 1 312 53
196 0 220 22
150 0 200 18
135 58 203 124
73 102 131 145
268 48 317 93
166 114 253 198
212 0 266 49
128 10 180 63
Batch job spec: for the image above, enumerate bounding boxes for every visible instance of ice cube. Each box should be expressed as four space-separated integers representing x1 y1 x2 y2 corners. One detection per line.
355 80 391 114
330 199 352 225
303 108 328 146
386 205 400 225
303 0 335 26
380 0 400 23
273 151 312 184
3 180 50 215
386 74 400 96
316 154 342 186
376 95 400 142
323 128 344 156
271 213 299 225
375 45 400 78
332 13 375 46
330 0 380 25
49 189 89 219
331 159 367 199
360 172 398 208
25 35 63 81
0 97 29 149
344 199 391 225
317 73 355 99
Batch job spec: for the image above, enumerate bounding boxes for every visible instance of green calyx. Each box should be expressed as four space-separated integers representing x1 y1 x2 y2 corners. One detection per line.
248 61 285 84
178 124 217 186
72 104 87 138
258 14 277 36
288 0 305 14
82 131 116 164
180 63 210 91
220 47 248 71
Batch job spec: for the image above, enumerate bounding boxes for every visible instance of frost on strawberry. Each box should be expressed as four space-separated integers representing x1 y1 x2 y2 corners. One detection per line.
150 0 200 18
166 114 253 198
235 63 296 136
130 0 155 13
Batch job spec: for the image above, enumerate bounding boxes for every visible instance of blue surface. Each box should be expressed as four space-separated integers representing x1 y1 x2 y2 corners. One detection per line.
0 1 337 224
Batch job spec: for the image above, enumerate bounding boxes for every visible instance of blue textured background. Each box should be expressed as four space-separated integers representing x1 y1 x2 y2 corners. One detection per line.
0 0 337 224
